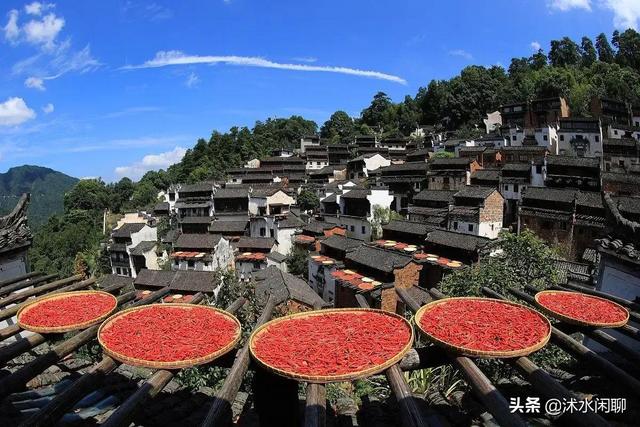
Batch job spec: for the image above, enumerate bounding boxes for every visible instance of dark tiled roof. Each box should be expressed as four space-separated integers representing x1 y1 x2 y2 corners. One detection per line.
413 189 457 203
576 191 604 209
303 220 341 234
250 187 284 198
615 196 640 216
112 223 146 238
267 251 287 263
153 202 170 212
471 169 501 181
454 186 496 200
321 193 337 204
98 274 133 289
180 216 213 224
521 187 576 204
179 182 214 193
346 245 412 273
553 259 591 284
134 269 219 293
214 188 249 199
129 241 157 256
378 162 429 173
236 236 276 250
0 193 32 254
209 220 249 233
382 220 433 236
340 189 370 199
278 213 305 228
321 234 363 252
546 156 600 168
429 158 472 166
596 236 640 264
426 230 491 252
254 266 326 307
502 163 531 172
601 172 640 185
175 233 222 249
175 202 212 209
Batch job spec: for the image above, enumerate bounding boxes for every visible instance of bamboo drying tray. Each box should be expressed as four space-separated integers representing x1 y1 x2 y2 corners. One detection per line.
415 297 552 358
535 290 629 328
249 308 414 383
97 303 242 369
17 290 117 333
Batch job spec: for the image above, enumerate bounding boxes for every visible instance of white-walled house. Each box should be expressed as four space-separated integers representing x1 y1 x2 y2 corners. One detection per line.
249 212 305 256
557 118 603 158
171 234 234 272
447 187 504 239
347 153 391 180
109 222 158 278
323 187 394 240
248 188 294 216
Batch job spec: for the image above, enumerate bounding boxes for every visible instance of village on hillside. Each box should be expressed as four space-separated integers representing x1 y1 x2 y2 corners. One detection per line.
0 93 639 426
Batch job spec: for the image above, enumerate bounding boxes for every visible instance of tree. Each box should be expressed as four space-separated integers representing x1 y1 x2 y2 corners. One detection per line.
130 181 158 208
286 247 309 277
596 32 615 63
530 49 548 70
580 36 597 67
361 92 395 131
548 37 581 67
63 179 111 212
320 111 355 143
615 29 640 71
111 177 135 212
297 189 320 212
396 96 421 136
370 206 402 240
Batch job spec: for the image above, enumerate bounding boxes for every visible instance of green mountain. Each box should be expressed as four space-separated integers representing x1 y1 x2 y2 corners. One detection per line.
0 165 79 228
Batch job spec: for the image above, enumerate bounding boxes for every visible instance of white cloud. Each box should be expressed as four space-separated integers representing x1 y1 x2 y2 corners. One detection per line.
531 41 541 51
25 2 54 16
185 72 200 88
115 146 187 180
4 9 20 42
0 97 36 126
123 50 407 85
293 56 318 63
547 0 592 11
23 12 64 49
25 76 45 90
448 49 473 60
42 103 54 114
602 0 640 29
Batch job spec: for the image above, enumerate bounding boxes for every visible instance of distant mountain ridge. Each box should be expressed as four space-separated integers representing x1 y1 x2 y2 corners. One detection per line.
0 165 78 228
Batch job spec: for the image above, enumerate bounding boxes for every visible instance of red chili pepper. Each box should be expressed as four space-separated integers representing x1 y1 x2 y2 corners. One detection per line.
538 292 627 324
418 299 549 352
252 312 411 376
20 294 116 328
99 306 238 362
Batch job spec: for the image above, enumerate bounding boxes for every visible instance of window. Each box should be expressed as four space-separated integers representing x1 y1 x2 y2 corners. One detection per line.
535 165 542 174
169 193 175 201
635 121 639 127
260 227 266 237
614 130 619 135
204 262 209 267
270 229 275 238
619 159 625 167
504 184 509 191
188 260 195 268
595 135 600 142
560 135 564 141
543 135 548 141
116 267 121 275
468 224 474 232
361 226 366 234
513 184 519 192
453 221 458 229
350 225 355 232
559 222 567 231
512 135 517 141
174 260 179 266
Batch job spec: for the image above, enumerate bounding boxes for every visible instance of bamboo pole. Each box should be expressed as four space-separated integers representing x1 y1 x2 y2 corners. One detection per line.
304 382 326 427
0 272 43 290
100 295 246 427
402 287 526 427
505 287 640 398
0 279 128 345
478 287 610 427
201 295 277 427
16 287 175 427
0 275 82 308
0 274 56 298
0 277 94 322
0 287 169 399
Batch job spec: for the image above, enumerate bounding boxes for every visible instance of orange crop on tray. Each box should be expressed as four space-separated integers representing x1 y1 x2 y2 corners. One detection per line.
537 292 628 325
19 293 116 329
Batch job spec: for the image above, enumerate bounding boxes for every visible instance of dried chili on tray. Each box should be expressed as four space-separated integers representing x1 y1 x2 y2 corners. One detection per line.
98 304 241 368
416 297 551 358
535 290 629 327
250 309 413 382
18 291 117 333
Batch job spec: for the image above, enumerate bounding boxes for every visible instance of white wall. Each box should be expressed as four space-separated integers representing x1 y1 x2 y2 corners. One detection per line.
557 130 603 157
308 259 337 304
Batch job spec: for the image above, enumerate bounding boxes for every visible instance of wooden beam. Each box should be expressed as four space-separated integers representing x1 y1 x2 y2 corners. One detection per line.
16 287 175 427
418 288 527 427
0 274 56 298
0 287 169 399
0 277 94 322
304 383 326 427
504 287 640 398
201 295 277 427
0 272 43 290
0 274 83 309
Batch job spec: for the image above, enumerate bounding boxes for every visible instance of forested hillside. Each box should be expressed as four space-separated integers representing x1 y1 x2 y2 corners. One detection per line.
0 165 78 228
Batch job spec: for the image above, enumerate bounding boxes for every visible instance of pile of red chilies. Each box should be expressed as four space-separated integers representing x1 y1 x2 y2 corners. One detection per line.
419 299 549 352
20 294 116 328
253 311 411 376
538 292 627 324
99 306 238 362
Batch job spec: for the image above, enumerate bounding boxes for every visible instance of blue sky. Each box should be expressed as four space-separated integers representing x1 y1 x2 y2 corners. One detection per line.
0 0 638 181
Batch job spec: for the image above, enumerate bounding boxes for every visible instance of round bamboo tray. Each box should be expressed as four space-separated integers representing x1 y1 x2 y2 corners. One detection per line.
98 303 242 369
249 308 414 383
415 297 552 358
17 290 117 334
534 290 629 328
